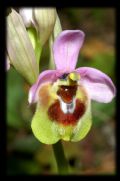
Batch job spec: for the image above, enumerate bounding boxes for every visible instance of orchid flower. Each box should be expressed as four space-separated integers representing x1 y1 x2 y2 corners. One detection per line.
29 30 116 144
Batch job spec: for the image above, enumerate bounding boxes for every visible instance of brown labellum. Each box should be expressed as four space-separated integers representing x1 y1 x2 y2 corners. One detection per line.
57 85 77 103
48 99 85 126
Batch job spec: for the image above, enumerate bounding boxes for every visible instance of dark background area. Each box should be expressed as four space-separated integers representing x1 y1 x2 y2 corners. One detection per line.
7 8 116 175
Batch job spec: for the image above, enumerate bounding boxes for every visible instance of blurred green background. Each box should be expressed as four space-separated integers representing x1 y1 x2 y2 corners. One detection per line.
7 8 116 175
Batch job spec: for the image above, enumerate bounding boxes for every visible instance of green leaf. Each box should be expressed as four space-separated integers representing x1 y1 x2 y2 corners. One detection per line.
7 68 25 128
13 135 40 153
92 99 115 126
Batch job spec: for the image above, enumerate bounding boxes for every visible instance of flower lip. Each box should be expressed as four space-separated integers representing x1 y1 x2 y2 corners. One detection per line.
48 99 86 126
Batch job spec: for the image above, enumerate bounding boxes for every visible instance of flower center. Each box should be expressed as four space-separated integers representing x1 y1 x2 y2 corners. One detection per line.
57 85 77 104
48 84 86 125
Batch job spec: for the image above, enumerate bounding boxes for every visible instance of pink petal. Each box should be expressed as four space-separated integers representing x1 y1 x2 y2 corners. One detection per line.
53 30 85 72
28 70 62 104
75 67 116 103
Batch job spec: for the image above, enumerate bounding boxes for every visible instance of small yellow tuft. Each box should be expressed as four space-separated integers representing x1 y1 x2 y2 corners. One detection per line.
69 72 80 81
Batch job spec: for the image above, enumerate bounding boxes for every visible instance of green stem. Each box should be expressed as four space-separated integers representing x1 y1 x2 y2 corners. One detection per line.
52 141 69 175
35 39 42 67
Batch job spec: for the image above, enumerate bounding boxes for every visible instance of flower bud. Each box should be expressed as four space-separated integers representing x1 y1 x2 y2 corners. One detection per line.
33 8 56 45
19 8 34 28
7 9 39 84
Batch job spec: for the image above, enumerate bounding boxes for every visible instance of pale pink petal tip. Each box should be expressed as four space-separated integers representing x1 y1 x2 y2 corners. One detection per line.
19 8 33 27
6 57 10 71
76 67 116 103
53 30 85 72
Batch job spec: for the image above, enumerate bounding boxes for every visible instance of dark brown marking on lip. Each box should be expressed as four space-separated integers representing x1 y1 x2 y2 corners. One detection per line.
57 85 77 104
48 99 85 126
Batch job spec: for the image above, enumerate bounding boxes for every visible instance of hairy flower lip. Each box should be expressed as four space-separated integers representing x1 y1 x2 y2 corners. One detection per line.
59 96 76 114
48 99 86 126
57 84 78 104
62 100 73 104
